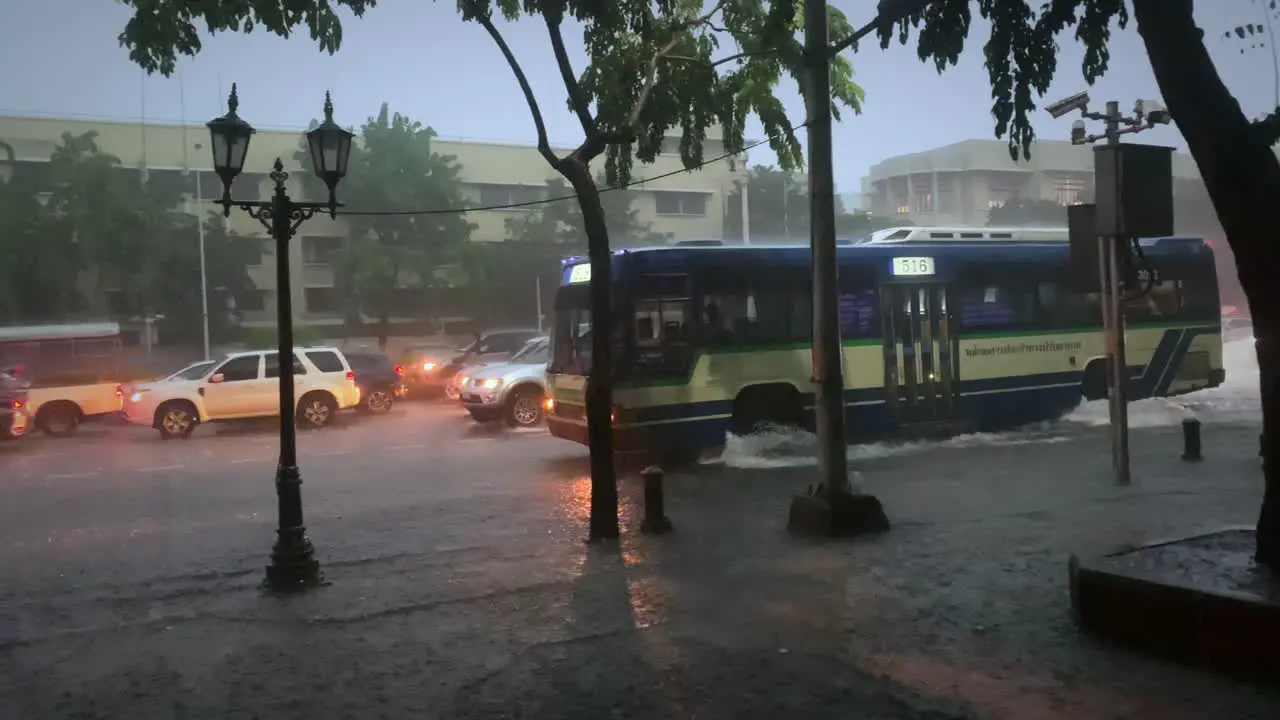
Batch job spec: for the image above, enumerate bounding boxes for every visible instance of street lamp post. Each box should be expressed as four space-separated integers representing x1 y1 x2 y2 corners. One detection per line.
206 84 354 592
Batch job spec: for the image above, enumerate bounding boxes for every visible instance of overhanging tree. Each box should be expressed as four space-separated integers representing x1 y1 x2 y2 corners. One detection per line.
116 0 864 541
295 104 474 347
880 0 1280 566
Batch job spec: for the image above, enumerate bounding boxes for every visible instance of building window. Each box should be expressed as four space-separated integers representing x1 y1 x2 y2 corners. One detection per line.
913 192 934 214
1053 178 1086 206
936 176 955 213
246 240 269 267
302 236 343 265
237 289 267 312
654 191 708 216
896 205 911 215
478 184 544 209
231 173 264 202
304 288 339 314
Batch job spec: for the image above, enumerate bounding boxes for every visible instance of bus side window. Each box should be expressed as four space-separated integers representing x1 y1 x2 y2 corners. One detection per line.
1124 279 1184 323
789 290 812 343
1037 280 1097 329
957 282 1038 331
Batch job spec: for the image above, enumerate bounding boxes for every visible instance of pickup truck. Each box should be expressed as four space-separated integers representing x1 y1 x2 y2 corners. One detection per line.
0 322 126 437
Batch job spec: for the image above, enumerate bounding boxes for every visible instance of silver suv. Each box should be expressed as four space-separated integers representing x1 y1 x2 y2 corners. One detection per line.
459 336 549 428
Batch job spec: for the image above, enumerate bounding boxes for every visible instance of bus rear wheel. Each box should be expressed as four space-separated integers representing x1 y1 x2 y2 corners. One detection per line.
1081 361 1108 401
732 384 804 437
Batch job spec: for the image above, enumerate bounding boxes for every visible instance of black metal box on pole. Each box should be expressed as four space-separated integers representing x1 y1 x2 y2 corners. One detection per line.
1092 144 1176 238
1068 203 1101 292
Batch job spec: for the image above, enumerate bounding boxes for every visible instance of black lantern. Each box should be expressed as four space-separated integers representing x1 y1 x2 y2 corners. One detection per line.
206 83 257 213
304 92 354 217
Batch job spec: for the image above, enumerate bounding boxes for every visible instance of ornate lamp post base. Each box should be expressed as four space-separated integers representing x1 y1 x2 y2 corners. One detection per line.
264 539 323 592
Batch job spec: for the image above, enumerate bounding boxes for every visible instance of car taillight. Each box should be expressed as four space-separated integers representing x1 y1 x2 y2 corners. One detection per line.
115 385 123 396
346 371 355 381
394 365 404 375
11 399 22 410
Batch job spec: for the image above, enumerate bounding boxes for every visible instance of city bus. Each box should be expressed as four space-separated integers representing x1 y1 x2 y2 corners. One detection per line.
543 231 1224 458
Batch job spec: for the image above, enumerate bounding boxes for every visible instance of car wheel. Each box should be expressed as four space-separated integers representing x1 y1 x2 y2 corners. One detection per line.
505 387 545 428
37 402 80 437
298 393 337 429
364 388 394 415
157 402 197 440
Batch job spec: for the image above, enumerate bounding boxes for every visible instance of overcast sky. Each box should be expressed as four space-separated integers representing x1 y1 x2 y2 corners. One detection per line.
1 1 1275 194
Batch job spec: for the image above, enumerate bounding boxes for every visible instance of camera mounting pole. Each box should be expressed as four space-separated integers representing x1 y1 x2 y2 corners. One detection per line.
1066 97 1174 486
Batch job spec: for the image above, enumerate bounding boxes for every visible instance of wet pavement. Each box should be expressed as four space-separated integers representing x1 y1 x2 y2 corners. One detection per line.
1 401 1279 718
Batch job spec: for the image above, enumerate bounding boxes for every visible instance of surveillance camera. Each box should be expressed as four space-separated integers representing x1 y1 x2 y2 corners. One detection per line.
1045 91 1091 120
1147 109 1172 125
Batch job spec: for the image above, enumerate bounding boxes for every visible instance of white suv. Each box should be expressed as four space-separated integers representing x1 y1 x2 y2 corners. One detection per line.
123 347 361 439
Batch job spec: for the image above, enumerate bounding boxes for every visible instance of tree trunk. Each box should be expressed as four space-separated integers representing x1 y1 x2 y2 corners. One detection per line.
561 158 620 540
1133 0 1280 565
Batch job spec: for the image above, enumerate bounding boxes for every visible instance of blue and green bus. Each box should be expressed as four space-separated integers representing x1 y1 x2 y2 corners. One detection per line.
544 228 1224 456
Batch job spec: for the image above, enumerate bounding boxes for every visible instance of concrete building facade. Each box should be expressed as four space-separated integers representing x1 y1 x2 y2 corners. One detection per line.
859 139 1203 226
0 113 736 325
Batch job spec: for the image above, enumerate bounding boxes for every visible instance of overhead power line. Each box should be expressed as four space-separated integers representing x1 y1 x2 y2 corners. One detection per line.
336 123 808 217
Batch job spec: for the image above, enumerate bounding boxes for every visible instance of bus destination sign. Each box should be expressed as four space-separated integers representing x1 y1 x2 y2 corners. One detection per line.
566 263 592 284
890 256 935 277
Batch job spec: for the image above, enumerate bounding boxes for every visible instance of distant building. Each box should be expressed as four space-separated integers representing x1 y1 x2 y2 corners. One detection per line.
0 113 736 325
859 139 1202 226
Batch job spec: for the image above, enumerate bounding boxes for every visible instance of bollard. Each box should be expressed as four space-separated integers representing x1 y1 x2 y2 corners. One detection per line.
1181 418 1202 462
640 466 673 534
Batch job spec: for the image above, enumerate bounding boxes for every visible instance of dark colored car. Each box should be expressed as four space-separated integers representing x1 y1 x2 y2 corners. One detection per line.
345 352 406 415
402 328 542 399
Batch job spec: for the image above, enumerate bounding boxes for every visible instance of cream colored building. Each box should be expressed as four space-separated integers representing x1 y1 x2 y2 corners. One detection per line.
0 113 736 324
860 139 1203 226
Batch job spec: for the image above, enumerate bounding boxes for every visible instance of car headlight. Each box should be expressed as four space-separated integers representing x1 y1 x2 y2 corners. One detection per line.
481 378 502 390
422 361 437 372
129 391 148 403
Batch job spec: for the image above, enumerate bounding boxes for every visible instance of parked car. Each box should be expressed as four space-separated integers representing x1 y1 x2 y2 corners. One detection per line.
122 347 361 439
0 370 30 441
460 336 550 428
345 352 406 415
406 328 542 401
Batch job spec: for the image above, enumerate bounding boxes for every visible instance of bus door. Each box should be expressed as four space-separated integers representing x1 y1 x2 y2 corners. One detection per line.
881 283 958 423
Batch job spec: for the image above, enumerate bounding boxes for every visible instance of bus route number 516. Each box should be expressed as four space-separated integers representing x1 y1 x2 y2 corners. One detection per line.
891 256 935 277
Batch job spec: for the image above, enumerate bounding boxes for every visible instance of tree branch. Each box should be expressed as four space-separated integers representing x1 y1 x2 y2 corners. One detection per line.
543 9 595 136
576 0 732 162
1253 108 1280 147
477 15 561 167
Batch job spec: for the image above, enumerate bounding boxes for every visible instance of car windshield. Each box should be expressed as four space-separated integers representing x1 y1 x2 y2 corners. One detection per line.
510 338 550 365
168 361 216 381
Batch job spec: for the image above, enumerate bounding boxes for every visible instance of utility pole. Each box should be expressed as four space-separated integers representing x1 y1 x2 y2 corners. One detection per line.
803 0 849 497
740 170 751 245
194 148 211 361
787 0 933 536
1062 94 1174 485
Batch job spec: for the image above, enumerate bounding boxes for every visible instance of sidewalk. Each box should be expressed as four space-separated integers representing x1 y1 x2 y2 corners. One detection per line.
3 423 1279 718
